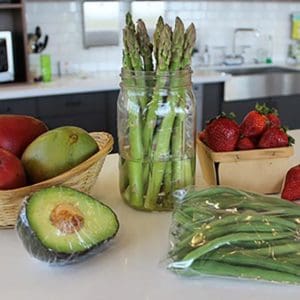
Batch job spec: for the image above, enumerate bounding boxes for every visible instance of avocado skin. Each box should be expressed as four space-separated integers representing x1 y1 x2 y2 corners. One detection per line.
16 188 119 266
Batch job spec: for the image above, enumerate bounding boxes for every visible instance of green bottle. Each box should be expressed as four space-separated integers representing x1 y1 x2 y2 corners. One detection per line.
40 54 52 82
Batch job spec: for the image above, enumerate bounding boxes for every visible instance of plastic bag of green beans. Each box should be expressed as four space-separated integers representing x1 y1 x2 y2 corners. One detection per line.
167 186 300 284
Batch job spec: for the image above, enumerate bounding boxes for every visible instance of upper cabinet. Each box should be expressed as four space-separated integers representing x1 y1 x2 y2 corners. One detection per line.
0 0 29 83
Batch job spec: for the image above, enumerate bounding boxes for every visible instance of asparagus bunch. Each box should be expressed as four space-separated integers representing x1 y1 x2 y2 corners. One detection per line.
120 13 196 210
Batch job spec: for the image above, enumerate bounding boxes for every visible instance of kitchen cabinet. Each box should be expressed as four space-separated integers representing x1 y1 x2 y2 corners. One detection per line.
36 91 119 152
0 90 119 152
194 82 224 129
0 0 28 83
0 97 36 115
222 94 300 129
197 81 300 130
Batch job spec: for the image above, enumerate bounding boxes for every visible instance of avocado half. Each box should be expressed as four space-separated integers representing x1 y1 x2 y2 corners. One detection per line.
16 186 119 265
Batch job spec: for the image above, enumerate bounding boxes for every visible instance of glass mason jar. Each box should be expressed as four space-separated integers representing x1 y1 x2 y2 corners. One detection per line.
117 68 196 211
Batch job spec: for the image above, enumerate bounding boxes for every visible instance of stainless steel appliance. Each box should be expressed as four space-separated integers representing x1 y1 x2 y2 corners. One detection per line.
0 31 14 83
217 66 300 101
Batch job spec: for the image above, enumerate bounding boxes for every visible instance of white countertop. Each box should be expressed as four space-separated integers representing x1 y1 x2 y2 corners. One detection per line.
2 63 299 101
0 131 300 300
0 69 229 100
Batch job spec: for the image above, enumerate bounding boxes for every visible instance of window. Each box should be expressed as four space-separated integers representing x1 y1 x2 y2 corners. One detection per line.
82 1 120 48
81 1 166 48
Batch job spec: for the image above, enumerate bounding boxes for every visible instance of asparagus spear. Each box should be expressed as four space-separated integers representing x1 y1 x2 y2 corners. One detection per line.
126 15 151 112
172 23 196 187
135 19 155 193
136 19 154 72
169 17 186 190
181 23 196 69
140 24 172 202
125 23 143 72
153 16 164 68
142 24 172 155
170 17 185 72
122 16 144 207
126 12 135 35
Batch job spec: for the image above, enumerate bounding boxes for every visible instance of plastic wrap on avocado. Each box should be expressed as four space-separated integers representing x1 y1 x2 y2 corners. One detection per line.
167 186 300 284
16 186 119 266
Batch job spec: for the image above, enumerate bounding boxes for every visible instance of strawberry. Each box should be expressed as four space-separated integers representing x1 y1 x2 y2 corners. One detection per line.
258 127 292 149
267 110 281 128
240 104 268 138
205 113 240 152
236 136 256 150
281 165 300 201
198 130 207 144
267 113 281 128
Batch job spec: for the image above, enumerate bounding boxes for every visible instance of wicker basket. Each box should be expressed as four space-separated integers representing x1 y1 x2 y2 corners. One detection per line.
0 132 113 229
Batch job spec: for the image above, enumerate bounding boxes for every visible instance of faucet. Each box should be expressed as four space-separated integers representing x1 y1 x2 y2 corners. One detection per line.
232 28 260 57
224 28 260 65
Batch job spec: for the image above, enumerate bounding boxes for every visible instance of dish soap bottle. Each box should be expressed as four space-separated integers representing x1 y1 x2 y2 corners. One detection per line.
202 45 210 66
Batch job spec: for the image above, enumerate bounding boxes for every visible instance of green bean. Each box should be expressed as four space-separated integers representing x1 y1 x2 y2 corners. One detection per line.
173 210 215 229
169 222 296 261
183 187 300 214
209 251 300 276
276 256 300 266
203 222 295 240
241 242 300 257
232 238 293 249
201 213 299 232
171 260 300 284
181 232 294 264
183 187 244 200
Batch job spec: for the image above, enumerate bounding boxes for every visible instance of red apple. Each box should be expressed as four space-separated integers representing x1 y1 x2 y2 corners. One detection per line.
0 148 26 189
0 115 48 158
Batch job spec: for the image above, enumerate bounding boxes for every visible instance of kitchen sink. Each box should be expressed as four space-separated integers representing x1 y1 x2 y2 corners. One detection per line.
218 66 300 101
218 66 299 76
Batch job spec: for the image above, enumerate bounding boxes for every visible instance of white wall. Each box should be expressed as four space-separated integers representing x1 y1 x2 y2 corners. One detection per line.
165 1 300 63
25 1 300 75
26 1 123 76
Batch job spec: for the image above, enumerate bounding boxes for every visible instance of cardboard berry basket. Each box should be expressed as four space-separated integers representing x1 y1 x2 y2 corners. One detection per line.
0 132 113 229
197 136 294 194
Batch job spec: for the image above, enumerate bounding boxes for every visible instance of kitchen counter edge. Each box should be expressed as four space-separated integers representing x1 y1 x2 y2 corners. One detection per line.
0 70 229 100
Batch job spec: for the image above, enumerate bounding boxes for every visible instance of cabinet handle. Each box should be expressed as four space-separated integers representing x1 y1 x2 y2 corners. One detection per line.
65 101 81 107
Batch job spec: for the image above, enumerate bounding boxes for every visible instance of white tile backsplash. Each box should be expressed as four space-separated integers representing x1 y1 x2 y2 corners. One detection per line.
25 1 300 75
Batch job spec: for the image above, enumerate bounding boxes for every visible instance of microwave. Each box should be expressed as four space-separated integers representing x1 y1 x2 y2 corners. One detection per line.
0 31 14 83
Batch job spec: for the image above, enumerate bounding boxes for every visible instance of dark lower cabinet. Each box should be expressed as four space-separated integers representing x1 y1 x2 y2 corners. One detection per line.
40 113 106 133
0 90 119 153
222 94 300 129
194 82 224 129
0 98 37 115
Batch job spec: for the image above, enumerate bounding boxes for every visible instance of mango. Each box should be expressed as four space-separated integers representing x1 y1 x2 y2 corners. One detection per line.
0 115 48 158
0 148 27 189
21 126 98 183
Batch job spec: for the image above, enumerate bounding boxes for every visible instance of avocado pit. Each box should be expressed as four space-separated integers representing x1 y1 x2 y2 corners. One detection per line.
50 203 84 234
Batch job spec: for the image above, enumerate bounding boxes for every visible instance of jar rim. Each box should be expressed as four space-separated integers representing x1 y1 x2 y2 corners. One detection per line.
120 67 193 77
